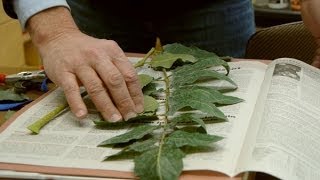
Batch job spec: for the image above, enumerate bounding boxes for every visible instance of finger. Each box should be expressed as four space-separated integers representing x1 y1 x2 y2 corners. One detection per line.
93 58 138 121
76 66 122 122
113 58 144 113
103 41 144 113
312 56 320 68
58 72 87 119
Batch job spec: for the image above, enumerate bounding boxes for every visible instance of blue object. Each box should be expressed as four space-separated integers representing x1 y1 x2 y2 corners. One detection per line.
40 78 49 92
0 100 31 111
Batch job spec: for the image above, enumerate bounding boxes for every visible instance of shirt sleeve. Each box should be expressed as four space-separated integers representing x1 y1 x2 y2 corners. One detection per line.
13 0 70 29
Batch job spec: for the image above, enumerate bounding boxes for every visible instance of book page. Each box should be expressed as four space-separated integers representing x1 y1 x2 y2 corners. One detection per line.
0 60 267 178
237 58 320 180
182 61 267 176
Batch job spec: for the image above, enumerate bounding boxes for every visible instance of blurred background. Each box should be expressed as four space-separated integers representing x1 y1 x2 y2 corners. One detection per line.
0 0 304 74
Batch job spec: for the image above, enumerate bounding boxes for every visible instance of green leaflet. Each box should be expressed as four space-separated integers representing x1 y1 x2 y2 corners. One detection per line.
163 43 230 74
172 86 243 106
169 113 207 132
134 145 185 180
142 82 157 96
150 52 197 68
169 98 226 120
165 130 223 148
93 114 159 127
138 74 153 88
104 150 140 161
104 138 158 161
0 89 29 101
169 86 240 119
143 95 159 113
128 138 158 152
98 125 159 146
172 69 236 88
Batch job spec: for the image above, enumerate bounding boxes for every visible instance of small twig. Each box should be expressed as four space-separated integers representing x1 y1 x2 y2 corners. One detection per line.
134 48 155 68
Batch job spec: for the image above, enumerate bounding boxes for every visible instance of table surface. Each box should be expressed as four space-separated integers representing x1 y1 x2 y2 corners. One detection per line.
0 58 271 180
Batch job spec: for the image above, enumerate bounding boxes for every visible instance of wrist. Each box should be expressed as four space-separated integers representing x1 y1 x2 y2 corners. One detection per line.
26 7 80 47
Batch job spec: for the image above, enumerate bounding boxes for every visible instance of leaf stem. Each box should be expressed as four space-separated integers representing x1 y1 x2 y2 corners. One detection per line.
162 69 170 124
157 131 166 180
134 47 155 68
154 69 171 178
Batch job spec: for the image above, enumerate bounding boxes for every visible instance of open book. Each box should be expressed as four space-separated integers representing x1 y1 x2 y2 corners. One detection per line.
0 57 319 180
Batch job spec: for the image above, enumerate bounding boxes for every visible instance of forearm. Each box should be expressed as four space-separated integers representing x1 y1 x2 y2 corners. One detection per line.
301 0 320 39
26 7 79 47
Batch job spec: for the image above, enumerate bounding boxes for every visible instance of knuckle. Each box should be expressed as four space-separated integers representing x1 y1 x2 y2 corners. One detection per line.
123 70 138 83
108 72 124 86
131 90 143 99
63 85 79 95
96 101 113 113
106 40 119 49
86 81 105 96
83 47 101 58
92 60 107 70
118 97 134 109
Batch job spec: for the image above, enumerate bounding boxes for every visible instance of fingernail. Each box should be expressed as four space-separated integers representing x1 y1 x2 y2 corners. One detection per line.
76 110 87 118
125 112 137 121
136 104 144 113
110 114 122 122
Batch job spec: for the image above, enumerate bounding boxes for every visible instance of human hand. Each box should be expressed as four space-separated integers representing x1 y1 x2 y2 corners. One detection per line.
38 31 144 122
26 7 143 122
311 39 320 68
301 0 320 68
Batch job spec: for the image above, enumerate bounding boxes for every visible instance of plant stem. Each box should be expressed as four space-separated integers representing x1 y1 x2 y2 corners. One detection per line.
156 130 166 179
27 103 68 134
134 47 155 68
162 69 170 124
27 91 88 134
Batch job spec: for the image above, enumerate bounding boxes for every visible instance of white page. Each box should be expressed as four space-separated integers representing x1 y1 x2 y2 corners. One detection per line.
237 58 320 180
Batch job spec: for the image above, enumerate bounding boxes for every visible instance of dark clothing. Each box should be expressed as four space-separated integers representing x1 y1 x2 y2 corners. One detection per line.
2 0 255 57
67 0 255 57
